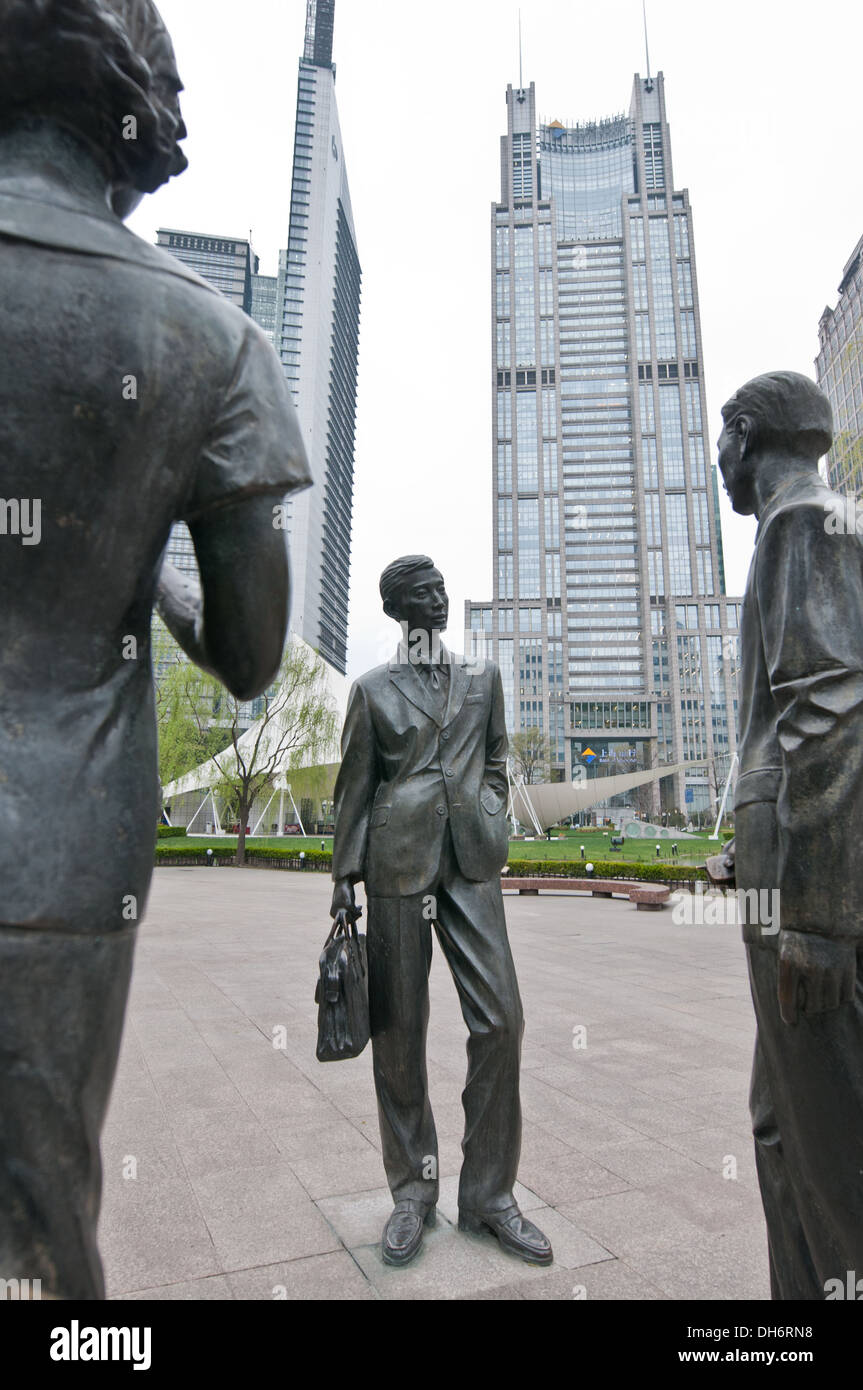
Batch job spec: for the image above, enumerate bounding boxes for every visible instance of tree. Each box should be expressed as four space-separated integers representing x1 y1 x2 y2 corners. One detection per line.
182 639 338 864
154 655 234 800
633 742 656 820
510 727 551 785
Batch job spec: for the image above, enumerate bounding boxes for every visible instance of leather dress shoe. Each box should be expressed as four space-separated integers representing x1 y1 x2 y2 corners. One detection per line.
458 1205 553 1265
381 1199 436 1266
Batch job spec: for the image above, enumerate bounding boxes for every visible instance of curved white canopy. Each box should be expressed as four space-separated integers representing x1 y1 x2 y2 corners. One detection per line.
509 763 698 832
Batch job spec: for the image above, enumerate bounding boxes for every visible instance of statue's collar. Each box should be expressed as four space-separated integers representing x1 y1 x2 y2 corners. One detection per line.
0 188 213 292
391 639 451 670
755 470 826 537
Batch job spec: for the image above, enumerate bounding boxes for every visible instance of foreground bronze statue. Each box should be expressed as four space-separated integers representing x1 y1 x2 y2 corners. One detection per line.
719 371 863 1299
331 557 552 1267
0 0 310 1298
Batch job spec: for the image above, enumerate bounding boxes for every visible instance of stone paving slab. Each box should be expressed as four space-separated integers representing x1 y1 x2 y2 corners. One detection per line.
98 868 770 1301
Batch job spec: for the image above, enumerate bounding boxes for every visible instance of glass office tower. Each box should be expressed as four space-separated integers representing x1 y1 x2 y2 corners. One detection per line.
466 74 740 818
817 233 863 499
274 0 361 675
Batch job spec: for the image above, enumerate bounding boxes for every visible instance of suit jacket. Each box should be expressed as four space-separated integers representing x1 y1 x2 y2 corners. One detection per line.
332 646 510 897
735 472 863 942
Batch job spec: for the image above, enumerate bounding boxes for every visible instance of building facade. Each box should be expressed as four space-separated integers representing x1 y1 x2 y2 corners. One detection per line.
466 74 739 818
817 233 863 498
156 229 255 310
273 0 361 675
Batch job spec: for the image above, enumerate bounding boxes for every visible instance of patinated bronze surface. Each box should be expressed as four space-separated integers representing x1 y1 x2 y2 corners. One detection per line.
0 0 310 1298
331 557 552 1267
719 371 863 1299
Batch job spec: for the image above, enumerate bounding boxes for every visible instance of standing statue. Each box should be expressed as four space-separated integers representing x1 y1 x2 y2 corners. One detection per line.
718 371 863 1299
0 0 310 1299
331 557 552 1267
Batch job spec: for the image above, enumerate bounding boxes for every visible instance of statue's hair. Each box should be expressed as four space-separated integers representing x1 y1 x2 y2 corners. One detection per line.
0 0 187 193
722 371 833 460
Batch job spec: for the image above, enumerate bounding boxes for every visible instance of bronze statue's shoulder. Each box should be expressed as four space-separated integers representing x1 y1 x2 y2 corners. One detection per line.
351 661 393 693
0 190 233 303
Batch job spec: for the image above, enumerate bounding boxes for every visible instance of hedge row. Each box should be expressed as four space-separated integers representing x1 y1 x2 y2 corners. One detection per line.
245 846 332 865
155 845 706 884
506 857 708 884
157 825 188 839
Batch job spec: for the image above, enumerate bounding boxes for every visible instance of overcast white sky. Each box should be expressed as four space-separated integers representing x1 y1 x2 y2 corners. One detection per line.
133 0 863 680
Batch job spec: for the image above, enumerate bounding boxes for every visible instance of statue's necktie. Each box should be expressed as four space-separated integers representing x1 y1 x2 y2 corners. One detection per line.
419 663 445 693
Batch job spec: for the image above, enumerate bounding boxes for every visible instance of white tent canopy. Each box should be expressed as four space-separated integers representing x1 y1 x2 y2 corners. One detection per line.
509 763 699 833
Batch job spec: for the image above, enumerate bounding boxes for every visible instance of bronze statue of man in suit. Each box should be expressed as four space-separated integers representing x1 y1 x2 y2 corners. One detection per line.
0 0 310 1298
331 557 552 1267
719 371 863 1299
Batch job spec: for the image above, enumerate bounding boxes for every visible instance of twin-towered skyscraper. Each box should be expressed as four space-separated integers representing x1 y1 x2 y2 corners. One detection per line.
467 74 740 818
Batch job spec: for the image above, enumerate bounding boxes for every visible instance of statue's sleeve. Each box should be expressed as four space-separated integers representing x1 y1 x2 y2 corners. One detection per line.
332 680 378 885
484 663 510 803
757 503 863 937
182 321 312 521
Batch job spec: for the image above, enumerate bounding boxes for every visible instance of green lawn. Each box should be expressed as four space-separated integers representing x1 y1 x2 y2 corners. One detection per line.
169 830 719 866
508 830 717 865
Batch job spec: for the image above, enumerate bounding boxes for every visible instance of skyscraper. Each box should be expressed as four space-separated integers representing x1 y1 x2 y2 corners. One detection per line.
156 229 255 311
466 74 739 818
816 232 863 498
274 0 361 675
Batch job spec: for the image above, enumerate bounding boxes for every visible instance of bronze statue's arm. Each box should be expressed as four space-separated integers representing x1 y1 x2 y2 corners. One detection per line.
757 505 863 1019
484 663 509 803
331 681 378 918
156 493 290 701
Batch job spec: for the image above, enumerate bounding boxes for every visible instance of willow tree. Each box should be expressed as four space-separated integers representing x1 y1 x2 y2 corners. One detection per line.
509 726 551 785
182 639 338 864
155 654 233 804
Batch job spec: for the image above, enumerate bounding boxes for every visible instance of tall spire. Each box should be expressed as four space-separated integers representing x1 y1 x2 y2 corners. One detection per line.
304 0 335 68
642 0 652 82
518 8 523 89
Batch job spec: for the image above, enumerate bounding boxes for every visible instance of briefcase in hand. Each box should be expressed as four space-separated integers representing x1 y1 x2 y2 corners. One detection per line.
315 908 370 1062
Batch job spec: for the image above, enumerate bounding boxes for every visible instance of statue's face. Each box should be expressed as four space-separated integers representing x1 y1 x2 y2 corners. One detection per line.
717 414 756 516
395 568 449 635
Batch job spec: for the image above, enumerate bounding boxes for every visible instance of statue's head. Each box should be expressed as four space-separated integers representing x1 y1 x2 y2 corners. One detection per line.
0 0 187 216
379 556 449 633
718 371 833 515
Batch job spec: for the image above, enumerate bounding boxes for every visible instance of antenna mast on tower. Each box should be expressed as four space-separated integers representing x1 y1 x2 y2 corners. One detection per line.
643 0 652 84
518 9 523 88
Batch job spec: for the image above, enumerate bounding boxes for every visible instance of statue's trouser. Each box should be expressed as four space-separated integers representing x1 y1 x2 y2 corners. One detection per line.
366 829 524 1216
739 802 863 1299
0 924 136 1300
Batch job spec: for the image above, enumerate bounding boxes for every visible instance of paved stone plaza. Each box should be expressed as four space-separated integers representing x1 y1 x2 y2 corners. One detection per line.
100 868 769 1301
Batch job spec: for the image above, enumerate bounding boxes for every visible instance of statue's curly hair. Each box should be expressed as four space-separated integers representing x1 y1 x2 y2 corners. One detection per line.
0 0 187 193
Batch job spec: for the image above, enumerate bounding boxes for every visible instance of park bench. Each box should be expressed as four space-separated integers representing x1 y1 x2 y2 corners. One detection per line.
502 876 670 911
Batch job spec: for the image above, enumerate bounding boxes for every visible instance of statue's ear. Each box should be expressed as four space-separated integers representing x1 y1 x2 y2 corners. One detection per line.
735 414 753 459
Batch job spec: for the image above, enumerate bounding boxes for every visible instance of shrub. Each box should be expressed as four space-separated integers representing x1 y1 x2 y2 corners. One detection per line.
505 857 707 885
154 844 234 862
157 825 187 839
246 846 332 865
